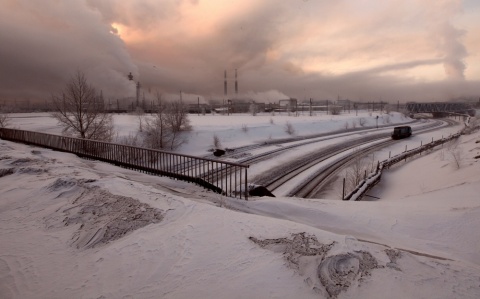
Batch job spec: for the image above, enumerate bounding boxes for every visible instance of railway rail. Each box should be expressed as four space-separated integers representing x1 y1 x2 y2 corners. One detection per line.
253 118 456 198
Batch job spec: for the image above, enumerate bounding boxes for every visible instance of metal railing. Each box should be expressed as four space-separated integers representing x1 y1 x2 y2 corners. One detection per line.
0 128 249 200
344 117 475 201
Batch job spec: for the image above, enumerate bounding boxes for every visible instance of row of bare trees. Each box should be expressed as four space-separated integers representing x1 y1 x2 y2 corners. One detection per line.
49 71 191 150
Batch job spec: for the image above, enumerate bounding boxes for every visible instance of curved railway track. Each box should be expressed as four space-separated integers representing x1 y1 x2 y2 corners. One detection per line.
256 118 456 198
203 120 419 161
172 121 421 179
171 118 456 198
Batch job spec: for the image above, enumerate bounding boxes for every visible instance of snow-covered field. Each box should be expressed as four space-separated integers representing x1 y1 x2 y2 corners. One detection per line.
1 111 480 298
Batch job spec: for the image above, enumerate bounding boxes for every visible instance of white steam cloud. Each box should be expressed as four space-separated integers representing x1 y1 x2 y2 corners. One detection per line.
426 0 467 80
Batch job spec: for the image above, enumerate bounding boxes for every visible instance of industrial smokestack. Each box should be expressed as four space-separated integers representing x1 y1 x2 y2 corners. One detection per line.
224 70 227 95
235 69 238 94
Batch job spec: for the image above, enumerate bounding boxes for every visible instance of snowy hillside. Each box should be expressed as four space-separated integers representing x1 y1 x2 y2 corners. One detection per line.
1 112 480 299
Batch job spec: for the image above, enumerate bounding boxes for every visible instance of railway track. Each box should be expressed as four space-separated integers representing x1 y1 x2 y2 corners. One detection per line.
171 121 421 179
170 118 455 198
255 118 455 198
203 120 419 162
292 118 458 198
290 139 397 198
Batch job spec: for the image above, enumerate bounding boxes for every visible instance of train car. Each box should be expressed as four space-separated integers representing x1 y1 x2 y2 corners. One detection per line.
391 126 412 140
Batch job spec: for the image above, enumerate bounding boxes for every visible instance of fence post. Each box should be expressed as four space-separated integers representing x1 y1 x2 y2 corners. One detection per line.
342 177 345 200
245 168 248 201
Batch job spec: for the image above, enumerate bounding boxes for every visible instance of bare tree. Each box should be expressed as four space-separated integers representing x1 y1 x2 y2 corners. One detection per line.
164 100 192 150
249 103 258 116
359 118 367 127
213 134 222 148
144 94 168 149
384 115 391 124
115 132 142 147
50 71 114 141
447 139 464 169
284 121 295 135
143 95 192 150
0 103 11 128
345 151 377 193
134 106 145 132
330 106 342 115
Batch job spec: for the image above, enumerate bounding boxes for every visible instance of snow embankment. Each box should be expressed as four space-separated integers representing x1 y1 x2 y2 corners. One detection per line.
2 131 480 298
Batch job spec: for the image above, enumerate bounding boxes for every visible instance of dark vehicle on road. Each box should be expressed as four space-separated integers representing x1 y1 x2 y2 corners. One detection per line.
391 126 412 139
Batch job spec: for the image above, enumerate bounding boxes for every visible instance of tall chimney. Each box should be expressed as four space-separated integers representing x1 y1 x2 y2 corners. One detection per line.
224 70 227 95
235 69 238 94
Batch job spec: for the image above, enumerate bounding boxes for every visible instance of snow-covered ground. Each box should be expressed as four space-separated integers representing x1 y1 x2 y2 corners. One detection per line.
1 111 480 298
8 111 413 156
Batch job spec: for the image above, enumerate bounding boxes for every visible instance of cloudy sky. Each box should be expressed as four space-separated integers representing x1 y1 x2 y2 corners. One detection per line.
1 0 480 103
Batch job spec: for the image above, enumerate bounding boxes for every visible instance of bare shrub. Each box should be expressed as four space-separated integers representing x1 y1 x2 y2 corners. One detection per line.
399 108 410 118
345 151 377 194
249 103 258 116
359 118 367 127
447 139 463 169
330 106 342 115
284 121 295 135
344 122 350 130
270 118 274 125
213 134 222 148
0 103 11 128
116 133 142 147
467 117 480 133
134 107 145 132
241 124 249 133
144 97 168 149
438 149 446 161
384 115 391 124
143 96 192 150
165 101 192 149
385 104 392 114
50 71 114 141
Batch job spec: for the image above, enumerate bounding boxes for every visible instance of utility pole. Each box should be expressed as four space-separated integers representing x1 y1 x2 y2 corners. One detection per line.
235 69 238 94
136 82 140 107
224 70 227 96
309 98 312 116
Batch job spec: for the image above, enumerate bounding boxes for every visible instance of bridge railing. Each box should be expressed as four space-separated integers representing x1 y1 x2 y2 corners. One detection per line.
0 128 249 200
